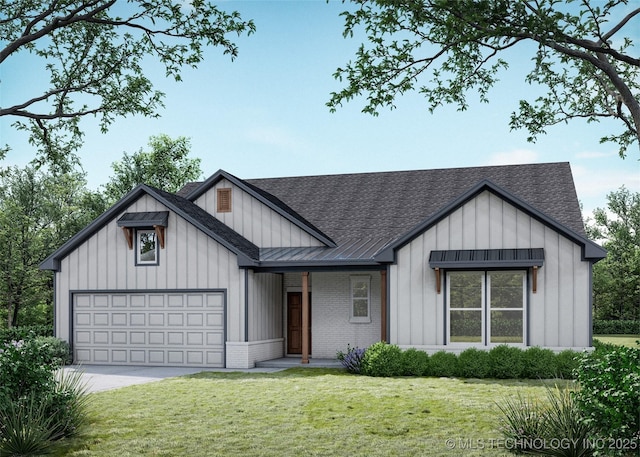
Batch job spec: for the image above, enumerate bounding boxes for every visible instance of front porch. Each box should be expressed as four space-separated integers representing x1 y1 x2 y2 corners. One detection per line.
255 357 343 369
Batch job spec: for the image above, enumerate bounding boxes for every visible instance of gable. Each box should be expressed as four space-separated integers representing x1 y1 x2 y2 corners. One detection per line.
41 185 259 271
188 171 335 248
54 193 244 294
376 183 606 263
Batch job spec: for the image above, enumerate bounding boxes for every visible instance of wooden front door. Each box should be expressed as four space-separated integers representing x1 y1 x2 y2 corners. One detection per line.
287 292 311 354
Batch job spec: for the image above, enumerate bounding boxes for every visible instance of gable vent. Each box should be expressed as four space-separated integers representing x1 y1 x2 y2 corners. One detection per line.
217 188 232 212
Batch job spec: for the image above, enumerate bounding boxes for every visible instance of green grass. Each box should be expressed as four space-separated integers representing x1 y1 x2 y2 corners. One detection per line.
594 334 640 347
50 369 569 457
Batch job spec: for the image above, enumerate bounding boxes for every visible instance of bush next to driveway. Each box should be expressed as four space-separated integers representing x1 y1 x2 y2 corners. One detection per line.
0 338 88 455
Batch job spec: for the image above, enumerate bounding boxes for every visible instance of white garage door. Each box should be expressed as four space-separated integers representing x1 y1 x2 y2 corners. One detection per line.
73 290 225 367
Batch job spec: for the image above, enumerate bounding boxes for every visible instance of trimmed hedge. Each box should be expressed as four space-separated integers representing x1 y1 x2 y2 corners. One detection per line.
0 325 53 344
593 319 640 335
338 342 582 379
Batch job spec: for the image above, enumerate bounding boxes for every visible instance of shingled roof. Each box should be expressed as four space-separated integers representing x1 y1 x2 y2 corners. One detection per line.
243 162 586 242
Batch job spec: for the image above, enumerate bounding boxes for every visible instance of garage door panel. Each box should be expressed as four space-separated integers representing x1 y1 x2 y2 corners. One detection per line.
73 291 225 367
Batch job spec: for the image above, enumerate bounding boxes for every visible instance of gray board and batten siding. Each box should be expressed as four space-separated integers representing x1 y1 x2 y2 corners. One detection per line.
388 189 592 349
51 194 246 366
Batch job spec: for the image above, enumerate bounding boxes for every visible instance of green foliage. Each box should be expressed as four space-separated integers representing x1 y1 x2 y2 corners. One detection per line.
0 339 58 399
0 339 89 455
103 134 203 203
0 325 52 343
360 342 404 377
497 391 547 452
497 385 595 456
574 345 640 451
456 347 490 378
46 369 91 439
522 347 558 379
593 320 640 335
0 393 60 456
428 351 458 378
0 1 255 167
554 350 581 379
401 348 430 376
587 188 640 321
342 343 581 379
329 1 640 154
0 166 107 327
489 345 525 379
32 336 71 366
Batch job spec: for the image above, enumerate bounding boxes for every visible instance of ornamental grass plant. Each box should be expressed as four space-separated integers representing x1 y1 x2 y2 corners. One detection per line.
0 338 89 456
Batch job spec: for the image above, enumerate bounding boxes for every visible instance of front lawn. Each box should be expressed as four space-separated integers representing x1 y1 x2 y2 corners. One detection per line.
52 369 567 457
594 334 640 347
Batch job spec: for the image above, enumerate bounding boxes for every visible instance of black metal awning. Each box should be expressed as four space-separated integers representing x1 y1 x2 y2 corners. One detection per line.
428 248 544 269
117 211 169 227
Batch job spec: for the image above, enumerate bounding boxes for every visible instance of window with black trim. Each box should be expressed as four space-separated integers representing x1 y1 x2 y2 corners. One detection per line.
447 270 525 345
137 229 158 265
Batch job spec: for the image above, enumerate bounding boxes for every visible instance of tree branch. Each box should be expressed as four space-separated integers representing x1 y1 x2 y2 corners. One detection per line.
601 7 640 43
0 0 116 63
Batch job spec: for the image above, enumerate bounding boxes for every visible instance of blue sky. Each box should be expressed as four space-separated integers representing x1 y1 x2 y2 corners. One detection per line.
1 0 639 218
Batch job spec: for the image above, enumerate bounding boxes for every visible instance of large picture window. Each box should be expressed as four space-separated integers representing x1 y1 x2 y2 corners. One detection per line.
137 229 158 265
447 271 525 345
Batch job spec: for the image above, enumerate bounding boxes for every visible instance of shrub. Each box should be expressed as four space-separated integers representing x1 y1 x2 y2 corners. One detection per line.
489 345 525 379
554 350 580 379
522 347 557 379
0 338 90 454
574 344 640 453
336 345 366 374
497 385 594 456
456 347 490 378
401 348 430 376
361 342 404 377
0 325 53 344
593 320 640 335
428 351 458 378
0 339 57 399
33 336 72 366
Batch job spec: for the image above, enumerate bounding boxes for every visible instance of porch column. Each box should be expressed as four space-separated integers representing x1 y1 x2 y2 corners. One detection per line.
381 270 387 342
301 272 310 364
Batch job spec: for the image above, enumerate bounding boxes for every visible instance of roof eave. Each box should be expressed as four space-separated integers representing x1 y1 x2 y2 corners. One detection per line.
40 185 151 271
242 258 384 270
374 179 607 263
40 184 260 272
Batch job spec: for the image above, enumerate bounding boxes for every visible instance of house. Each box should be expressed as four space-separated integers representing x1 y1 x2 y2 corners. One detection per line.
40 162 606 368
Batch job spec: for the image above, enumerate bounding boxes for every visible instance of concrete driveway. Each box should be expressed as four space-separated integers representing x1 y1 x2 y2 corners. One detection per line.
64 365 281 393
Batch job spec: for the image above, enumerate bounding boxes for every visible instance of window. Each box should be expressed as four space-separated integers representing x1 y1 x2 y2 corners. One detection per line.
217 188 232 212
448 271 525 345
137 229 158 265
350 275 371 323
